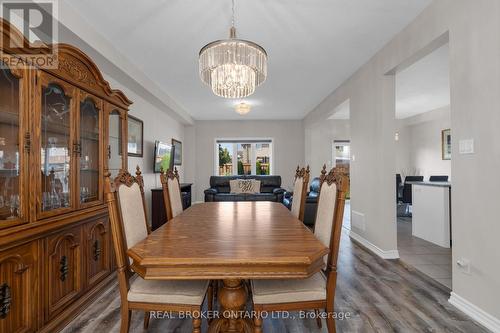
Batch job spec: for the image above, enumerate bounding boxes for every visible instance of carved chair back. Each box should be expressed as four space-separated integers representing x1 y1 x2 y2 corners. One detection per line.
290 165 310 221
160 167 183 221
314 165 349 281
104 166 150 302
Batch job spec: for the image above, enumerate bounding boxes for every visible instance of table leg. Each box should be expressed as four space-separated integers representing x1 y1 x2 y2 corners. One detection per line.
208 279 253 333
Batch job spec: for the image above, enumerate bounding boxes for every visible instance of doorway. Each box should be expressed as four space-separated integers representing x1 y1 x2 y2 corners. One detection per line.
333 140 351 230
394 43 452 289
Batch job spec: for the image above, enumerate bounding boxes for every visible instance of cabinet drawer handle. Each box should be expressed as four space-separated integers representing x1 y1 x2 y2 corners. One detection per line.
24 132 31 153
59 256 69 281
72 142 82 156
0 283 11 319
93 239 101 261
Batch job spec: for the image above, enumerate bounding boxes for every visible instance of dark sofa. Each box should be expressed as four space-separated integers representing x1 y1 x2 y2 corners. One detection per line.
283 177 320 227
204 175 285 202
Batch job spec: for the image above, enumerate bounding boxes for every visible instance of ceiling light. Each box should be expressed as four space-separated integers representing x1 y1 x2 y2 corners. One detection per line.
235 103 251 115
199 0 267 99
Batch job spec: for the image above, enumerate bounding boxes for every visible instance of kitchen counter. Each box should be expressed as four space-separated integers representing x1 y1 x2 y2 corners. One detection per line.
411 182 451 248
407 181 451 187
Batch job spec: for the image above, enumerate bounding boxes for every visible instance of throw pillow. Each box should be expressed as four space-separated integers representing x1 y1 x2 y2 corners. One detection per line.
230 179 261 194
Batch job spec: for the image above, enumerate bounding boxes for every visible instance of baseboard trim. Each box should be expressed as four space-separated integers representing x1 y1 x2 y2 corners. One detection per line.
349 230 400 259
449 292 500 332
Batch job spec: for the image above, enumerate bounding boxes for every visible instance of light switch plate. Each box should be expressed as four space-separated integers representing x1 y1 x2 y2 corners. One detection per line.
459 139 474 154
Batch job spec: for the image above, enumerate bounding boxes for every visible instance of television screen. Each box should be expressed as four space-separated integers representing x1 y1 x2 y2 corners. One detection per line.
154 141 175 173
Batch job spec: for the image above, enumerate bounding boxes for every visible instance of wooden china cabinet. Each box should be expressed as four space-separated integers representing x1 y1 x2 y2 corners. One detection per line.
0 19 131 332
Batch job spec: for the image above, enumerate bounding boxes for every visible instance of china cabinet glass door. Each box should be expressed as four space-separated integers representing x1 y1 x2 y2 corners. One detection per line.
38 73 75 218
106 108 126 178
78 93 102 207
0 60 25 226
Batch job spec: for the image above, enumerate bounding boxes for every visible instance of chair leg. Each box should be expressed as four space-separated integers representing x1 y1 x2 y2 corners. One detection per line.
326 306 336 333
315 309 322 328
214 280 218 300
192 317 201 333
120 307 131 333
144 311 150 329
253 311 263 333
246 280 252 297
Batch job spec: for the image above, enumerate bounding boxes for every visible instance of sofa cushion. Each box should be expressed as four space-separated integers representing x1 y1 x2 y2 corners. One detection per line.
213 194 244 201
310 177 321 193
245 193 276 201
213 193 276 202
210 175 281 190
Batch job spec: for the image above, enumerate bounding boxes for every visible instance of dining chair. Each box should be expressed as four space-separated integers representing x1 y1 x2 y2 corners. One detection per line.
290 165 310 222
402 175 424 205
251 165 349 333
160 167 184 220
104 166 212 333
429 175 449 182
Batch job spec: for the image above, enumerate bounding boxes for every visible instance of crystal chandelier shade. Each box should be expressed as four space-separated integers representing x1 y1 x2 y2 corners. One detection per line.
199 1 267 99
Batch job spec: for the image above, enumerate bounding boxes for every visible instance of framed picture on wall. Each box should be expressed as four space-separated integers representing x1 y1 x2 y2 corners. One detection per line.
127 115 144 157
442 129 451 160
172 138 182 165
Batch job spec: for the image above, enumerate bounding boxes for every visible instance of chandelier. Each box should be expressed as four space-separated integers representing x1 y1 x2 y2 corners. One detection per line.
199 0 267 99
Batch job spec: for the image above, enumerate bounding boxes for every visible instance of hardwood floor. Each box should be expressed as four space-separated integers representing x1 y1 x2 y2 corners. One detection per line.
398 216 452 289
61 229 488 333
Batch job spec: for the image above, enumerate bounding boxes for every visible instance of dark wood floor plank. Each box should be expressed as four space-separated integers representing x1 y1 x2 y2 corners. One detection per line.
61 229 489 333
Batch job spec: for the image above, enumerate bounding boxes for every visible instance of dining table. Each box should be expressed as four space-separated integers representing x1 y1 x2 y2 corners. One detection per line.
128 201 329 333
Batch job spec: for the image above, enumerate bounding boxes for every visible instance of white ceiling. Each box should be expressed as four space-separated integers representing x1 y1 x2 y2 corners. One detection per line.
66 0 432 120
396 44 450 119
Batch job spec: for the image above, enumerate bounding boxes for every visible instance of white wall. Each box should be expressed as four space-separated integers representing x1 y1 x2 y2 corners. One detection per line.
396 106 451 180
395 123 412 177
304 119 350 175
185 120 305 202
304 0 500 326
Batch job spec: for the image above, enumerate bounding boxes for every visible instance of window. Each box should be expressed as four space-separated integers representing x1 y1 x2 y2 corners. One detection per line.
255 143 270 175
216 139 272 176
333 141 350 170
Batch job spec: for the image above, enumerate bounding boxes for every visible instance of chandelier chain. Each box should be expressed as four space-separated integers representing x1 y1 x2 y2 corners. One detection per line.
231 0 235 28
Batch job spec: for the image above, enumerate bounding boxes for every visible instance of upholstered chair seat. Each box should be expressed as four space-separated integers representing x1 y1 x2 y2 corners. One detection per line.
128 279 210 305
251 272 326 304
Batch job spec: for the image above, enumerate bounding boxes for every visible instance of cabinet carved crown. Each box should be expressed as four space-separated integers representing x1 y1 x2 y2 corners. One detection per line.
58 56 97 87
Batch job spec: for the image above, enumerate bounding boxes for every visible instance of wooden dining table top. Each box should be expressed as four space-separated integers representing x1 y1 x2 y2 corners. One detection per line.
128 201 329 280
